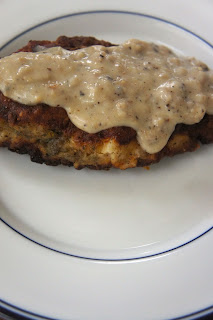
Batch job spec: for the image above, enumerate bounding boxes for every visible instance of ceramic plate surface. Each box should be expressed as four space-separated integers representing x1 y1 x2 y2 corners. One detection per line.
0 1 213 319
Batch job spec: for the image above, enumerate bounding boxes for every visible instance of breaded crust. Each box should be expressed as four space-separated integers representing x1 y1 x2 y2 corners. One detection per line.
0 36 213 169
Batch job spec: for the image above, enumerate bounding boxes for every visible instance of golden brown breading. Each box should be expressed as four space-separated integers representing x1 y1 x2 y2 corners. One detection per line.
0 36 213 169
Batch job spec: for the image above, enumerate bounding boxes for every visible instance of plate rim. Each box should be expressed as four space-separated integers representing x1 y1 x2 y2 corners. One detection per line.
0 9 212 53
0 215 212 261
0 298 213 320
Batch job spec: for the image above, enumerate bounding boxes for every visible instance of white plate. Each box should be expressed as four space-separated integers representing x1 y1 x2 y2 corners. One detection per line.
0 1 213 319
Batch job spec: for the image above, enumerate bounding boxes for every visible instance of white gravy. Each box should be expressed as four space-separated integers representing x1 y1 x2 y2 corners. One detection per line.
0 39 212 153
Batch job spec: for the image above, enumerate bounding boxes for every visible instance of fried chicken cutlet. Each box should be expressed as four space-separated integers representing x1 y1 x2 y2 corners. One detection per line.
0 36 212 170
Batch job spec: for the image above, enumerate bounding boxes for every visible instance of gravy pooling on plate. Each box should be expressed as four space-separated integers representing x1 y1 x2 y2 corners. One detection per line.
0 39 212 153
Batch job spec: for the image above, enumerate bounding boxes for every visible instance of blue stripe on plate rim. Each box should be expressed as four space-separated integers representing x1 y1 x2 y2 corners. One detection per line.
0 215 212 262
0 10 212 52
0 10 212 319
0 298 212 320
